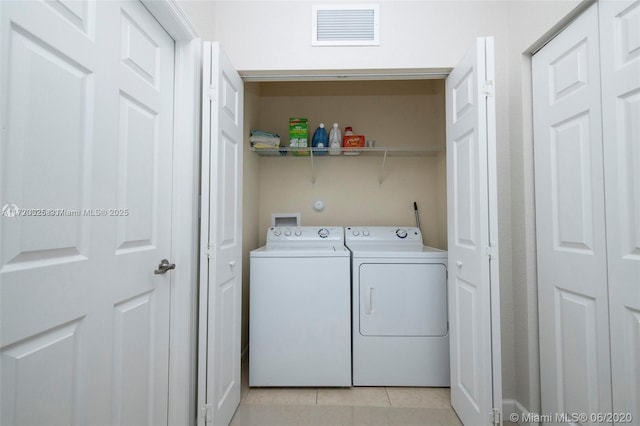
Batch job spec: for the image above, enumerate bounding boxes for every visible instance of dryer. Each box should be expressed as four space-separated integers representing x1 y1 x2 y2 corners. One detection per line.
249 226 351 387
346 226 449 386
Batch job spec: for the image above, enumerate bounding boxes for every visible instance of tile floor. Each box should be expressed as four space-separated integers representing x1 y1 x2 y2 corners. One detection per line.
232 360 519 425
231 360 464 426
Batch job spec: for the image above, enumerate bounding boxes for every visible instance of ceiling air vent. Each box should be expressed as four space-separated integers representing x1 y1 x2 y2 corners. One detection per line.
312 4 379 46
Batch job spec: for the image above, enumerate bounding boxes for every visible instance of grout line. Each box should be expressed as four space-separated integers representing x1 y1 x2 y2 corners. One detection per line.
315 389 318 405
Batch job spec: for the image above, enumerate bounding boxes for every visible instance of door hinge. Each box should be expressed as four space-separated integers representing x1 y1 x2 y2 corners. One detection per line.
206 85 216 100
486 243 498 260
483 80 494 97
490 408 502 425
201 404 213 424
206 245 215 259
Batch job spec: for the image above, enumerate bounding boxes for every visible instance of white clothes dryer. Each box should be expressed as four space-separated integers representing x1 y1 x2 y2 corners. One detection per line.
249 226 351 387
346 226 449 386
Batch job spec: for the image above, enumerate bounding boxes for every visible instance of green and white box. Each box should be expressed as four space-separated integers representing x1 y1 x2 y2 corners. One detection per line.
289 118 309 156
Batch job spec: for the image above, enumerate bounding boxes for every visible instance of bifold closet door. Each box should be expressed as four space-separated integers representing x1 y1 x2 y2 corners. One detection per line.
446 37 501 426
533 3 613 421
599 0 640 420
198 42 244 426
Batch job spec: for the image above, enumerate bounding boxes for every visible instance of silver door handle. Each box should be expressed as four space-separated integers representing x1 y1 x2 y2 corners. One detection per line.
155 259 176 274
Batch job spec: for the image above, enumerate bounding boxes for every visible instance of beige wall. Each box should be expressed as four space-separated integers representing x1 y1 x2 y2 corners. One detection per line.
258 156 446 244
242 83 262 353
253 80 447 249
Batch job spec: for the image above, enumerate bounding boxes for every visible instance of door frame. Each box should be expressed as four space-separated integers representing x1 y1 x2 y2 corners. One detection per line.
138 2 201 424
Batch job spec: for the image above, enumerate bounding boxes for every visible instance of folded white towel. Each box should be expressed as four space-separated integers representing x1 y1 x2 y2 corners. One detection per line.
250 135 280 147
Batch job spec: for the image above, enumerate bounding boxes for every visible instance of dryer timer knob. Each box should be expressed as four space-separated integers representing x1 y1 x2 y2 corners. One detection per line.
396 229 408 239
318 228 330 238
273 230 281 236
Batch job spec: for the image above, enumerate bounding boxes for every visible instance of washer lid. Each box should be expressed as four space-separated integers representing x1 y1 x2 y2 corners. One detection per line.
251 245 350 258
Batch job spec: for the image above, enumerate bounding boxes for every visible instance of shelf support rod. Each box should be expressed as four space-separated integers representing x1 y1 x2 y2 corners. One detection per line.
378 149 388 185
310 148 316 184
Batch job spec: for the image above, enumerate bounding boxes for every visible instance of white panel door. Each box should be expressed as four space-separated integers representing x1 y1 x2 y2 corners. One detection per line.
0 1 175 425
446 37 502 425
198 42 244 426
533 4 613 423
599 0 640 420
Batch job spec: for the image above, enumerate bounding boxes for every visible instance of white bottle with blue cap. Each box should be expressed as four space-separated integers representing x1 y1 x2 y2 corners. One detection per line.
329 122 341 156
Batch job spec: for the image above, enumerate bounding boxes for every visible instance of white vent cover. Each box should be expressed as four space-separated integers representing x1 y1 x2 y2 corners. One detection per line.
312 4 379 46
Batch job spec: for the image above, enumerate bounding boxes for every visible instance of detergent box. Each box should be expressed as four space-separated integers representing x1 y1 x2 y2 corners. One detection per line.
343 134 365 155
289 118 309 156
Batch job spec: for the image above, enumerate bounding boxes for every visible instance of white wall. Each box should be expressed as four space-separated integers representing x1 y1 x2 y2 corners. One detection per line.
176 1 217 41
212 1 507 71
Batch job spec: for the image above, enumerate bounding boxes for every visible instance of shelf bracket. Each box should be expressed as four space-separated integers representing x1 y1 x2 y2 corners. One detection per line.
310 148 316 184
378 149 388 184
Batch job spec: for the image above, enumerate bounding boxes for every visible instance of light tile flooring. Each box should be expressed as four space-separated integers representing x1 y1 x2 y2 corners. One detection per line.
231 360 464 426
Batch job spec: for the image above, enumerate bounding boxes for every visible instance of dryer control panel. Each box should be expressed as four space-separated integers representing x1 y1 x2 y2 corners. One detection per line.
345 226 423 243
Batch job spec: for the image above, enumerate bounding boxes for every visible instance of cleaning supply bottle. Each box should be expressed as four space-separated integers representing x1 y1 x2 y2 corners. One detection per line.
343 126 358 155
329 123 341 155
311 123 328 155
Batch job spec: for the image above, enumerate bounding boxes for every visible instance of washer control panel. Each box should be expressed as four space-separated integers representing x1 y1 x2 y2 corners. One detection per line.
345 226 422 243
267 226 344 245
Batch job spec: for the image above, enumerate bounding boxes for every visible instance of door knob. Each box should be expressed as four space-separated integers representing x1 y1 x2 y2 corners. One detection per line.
229 261 236 267
155 259 176 274
456 260 463 268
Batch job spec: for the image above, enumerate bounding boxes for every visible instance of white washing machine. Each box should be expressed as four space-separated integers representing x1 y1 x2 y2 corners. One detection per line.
346 226 449 387
249 226 351 387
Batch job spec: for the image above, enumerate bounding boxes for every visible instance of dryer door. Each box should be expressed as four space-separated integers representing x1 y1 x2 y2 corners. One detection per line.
359 263 447 336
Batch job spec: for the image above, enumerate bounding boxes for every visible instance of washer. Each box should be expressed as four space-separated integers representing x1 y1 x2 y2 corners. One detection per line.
346 226 449 387
249 226 351 387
